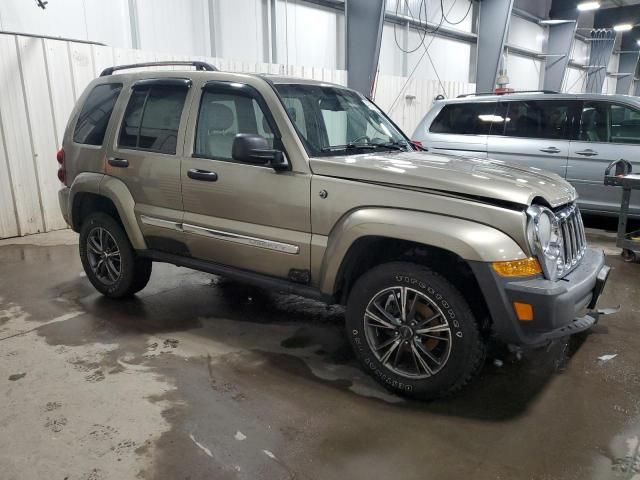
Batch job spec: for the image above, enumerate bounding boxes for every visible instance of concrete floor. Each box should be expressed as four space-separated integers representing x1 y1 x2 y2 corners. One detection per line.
0 228 638 480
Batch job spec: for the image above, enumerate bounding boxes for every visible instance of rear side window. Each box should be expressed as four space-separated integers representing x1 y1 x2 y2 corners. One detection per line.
580 101 640 144
429 102 498 135
119 84 188 154
73 83 122 145
498 100 570 140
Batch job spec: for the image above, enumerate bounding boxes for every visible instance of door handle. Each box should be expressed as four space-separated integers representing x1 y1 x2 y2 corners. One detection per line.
540 147 561 154
575 149 598 157
108 157 129 168
187 168 218 181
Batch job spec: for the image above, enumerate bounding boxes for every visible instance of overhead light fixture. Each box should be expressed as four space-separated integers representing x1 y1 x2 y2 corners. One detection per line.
540 19 574 25
577 1 600 11
614 23 633 32
637 39 640 46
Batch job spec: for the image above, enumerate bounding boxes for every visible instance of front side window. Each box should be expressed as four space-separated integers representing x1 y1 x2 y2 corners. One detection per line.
430 102 498 135
194 86 276 161
118 84 188 154
580 101 640 144
273 84 410 156
499 100 570 140
73 83 122 145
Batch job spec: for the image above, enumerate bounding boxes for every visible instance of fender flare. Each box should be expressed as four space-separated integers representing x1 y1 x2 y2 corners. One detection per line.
317 207 526 294
69 173 147 250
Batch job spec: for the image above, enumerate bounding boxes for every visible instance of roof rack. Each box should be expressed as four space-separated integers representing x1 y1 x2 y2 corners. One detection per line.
457 90 559 98
100 61 218 77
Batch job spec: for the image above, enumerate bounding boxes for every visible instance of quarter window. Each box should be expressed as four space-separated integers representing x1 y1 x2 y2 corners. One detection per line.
118 84 188 154
429 102 498 135
579 101 640 144
194 86 276 161
73 83 122 145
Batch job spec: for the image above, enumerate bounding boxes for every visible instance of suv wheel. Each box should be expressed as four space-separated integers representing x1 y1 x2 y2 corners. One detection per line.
79 213 152 298
346 262 485 400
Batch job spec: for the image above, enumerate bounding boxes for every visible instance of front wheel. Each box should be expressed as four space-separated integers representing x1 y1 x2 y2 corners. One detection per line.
79 213 152 298
346 262 485 400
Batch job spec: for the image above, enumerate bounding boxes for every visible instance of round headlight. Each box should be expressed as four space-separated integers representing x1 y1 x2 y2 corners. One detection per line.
526 205 563 280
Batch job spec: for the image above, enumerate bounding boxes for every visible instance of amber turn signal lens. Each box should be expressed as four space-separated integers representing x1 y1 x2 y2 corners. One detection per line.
491 258 542 277
513 302 534 321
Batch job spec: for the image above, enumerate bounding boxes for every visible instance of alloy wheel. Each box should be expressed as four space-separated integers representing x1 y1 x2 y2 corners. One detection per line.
86 227 122 285
363 286 452 378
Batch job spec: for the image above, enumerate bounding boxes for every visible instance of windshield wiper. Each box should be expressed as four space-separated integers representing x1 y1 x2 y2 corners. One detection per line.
320 143 378 152
371 141 408 151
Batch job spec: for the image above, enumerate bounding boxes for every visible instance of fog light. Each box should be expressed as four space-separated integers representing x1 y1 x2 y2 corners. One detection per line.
492 258 542 277
513 302 534 321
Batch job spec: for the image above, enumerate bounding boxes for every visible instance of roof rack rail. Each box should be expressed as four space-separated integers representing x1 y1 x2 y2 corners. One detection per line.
100 61 218 77
457 90 559 98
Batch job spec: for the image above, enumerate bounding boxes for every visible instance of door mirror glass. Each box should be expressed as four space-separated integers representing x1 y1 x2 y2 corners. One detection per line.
232 134 288 171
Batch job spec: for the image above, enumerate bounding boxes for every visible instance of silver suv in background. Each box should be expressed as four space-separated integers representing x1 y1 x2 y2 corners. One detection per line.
413 92 640 218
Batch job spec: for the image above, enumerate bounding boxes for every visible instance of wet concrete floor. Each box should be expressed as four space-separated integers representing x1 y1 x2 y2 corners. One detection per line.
0 228 639 480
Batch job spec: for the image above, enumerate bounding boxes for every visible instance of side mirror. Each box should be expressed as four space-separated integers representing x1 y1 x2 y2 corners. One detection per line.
232 133 289 172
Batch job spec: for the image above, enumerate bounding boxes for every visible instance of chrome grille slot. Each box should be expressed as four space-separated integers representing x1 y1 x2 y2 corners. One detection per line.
556 204 587 276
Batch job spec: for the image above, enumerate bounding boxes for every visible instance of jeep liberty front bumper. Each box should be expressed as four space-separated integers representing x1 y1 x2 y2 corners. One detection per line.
471 248 611 346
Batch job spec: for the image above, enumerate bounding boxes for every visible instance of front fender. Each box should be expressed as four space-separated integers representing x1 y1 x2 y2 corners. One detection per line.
318 208 527 294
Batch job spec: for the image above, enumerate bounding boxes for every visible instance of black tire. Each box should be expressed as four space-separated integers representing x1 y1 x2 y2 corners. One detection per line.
79 212 152 298
346 262 485 400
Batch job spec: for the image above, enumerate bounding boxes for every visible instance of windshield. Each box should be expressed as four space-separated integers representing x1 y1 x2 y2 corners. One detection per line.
273 84 411 156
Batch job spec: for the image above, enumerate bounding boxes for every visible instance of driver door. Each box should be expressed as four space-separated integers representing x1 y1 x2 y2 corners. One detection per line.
180 81 312 280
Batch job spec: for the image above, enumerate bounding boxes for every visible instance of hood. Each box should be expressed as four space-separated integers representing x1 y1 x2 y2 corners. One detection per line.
309 150 577 209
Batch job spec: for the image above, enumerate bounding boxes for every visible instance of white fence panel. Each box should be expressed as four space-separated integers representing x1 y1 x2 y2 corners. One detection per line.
0 35 44 236
17 36 66 232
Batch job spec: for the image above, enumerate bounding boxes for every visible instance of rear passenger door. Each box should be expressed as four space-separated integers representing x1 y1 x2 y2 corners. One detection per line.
486 99 576 179
568 101 640 216
106 78 192 252
425 101 497 158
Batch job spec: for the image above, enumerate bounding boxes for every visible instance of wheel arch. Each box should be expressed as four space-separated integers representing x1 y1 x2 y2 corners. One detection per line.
70 173 146 250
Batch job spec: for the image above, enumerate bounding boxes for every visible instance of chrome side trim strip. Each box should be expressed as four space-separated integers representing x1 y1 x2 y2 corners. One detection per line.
183 223 300 254
140 215 183 232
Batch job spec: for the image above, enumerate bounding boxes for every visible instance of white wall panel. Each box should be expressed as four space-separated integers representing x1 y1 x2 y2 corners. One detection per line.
406 32 471 84
68 43 96 100
571 39 590 66
602 53 619 94
214 0 267 63
17 37 66 231
508 15 545 53
0 35 44 235
135 0 209 56
379 24 405 76
44 40 75 145
505 53 541 90
0 0 131 48
275 0 341 69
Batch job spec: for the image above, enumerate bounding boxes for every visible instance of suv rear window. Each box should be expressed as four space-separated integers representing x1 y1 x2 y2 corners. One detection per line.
119 84 188 154
73 83 122 145
429 102 498 135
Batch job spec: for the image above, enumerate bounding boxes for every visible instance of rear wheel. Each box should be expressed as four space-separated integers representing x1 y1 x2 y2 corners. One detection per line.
346 262 485 400
79 213 152 298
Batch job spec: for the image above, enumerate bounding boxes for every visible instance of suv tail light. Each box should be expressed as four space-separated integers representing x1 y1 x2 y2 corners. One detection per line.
56 148 66 183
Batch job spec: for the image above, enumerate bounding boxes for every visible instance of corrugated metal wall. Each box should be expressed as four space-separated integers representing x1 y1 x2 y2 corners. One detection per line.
0 32 473 239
